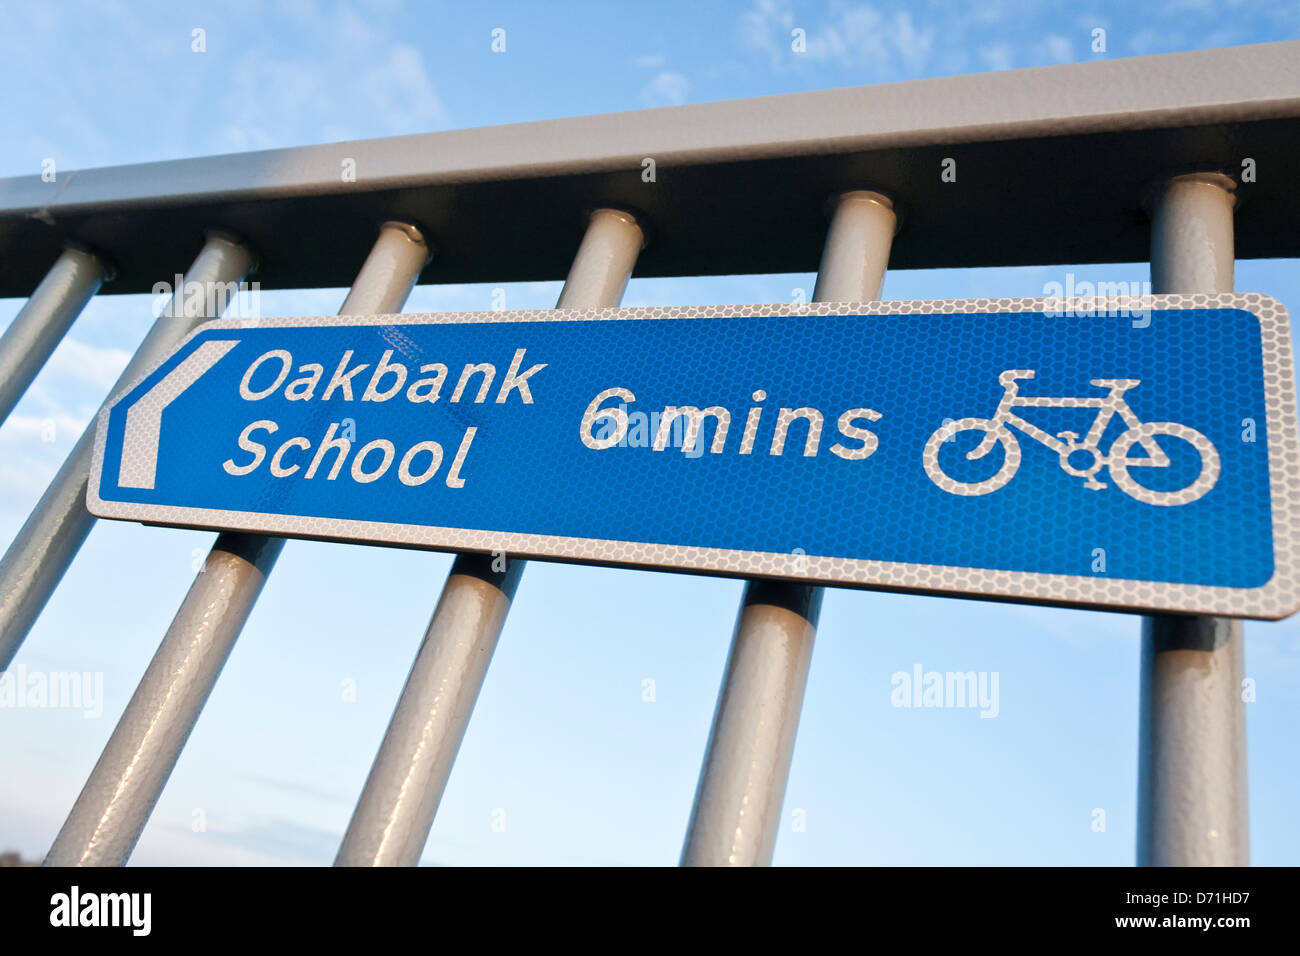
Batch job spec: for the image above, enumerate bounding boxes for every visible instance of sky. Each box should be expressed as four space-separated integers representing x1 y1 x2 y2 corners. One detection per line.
2 0 1299 866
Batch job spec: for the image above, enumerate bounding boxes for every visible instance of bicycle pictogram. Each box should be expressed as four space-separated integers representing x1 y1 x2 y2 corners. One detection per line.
923 370 1221 506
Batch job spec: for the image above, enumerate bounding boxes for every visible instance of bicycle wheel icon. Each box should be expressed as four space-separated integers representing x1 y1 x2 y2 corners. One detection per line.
923 418 1022 496
1107 422 1221 506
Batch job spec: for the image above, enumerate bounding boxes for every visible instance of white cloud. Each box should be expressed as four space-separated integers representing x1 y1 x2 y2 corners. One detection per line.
1040 34 1074 64
1162 0 1216 12
0 411 89 505
214 5 449 150
979 42 1015 72
44 339 132 392
0 337 131 507
741 1 936 77
642 71 690 107
741 0 795 67
358 45 446 133
0 411 88 444
889 10 935 71
1127 27 1172 55
0 0 453 173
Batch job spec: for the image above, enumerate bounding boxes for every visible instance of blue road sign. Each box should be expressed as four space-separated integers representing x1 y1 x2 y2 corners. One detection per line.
88 296 1300 618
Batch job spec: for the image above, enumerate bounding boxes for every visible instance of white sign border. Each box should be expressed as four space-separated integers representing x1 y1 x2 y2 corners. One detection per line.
87 294 1300 620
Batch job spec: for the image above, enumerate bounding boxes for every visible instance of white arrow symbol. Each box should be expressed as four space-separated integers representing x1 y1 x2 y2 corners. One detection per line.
118 339 241 490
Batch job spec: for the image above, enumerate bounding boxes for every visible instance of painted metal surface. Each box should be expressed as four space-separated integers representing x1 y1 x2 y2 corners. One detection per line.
0 233 254 671
683 190 893 867
683 574 824 866
0 245 109 426
333 553 521 867
43 222 431 867
1138 173 1249 867
42 534 283 867
335 207 644 867
3 42 1300 293
0 40 1284 869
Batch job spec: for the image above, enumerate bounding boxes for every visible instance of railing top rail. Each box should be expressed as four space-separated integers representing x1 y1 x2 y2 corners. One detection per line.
2 40 1299 295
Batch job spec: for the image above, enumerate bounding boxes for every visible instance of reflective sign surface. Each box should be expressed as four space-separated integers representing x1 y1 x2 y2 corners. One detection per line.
88 296 1300 618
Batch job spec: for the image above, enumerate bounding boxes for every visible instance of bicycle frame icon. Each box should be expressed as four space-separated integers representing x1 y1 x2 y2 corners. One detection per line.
923 370 1221 506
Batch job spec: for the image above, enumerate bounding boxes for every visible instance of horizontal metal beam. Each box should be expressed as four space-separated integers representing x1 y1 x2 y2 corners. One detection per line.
2 42 1298 295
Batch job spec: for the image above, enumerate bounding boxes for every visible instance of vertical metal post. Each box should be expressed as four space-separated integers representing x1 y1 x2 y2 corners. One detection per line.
681 191 896 867
0 245 112 427
43 222 431 867
335 208 645 867
0 232 254 671
1138 172 1248 867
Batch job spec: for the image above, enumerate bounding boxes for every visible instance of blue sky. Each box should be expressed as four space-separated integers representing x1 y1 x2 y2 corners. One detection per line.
2 0 1299 866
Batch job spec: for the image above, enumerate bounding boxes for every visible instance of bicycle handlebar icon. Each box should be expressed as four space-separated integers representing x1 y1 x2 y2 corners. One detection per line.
922 370 1221 506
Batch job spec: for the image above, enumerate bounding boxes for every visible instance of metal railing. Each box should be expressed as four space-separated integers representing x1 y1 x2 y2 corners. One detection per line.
2 40 1298 867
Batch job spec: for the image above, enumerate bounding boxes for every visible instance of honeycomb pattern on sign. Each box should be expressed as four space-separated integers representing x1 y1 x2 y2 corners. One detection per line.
86 294 1300 619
